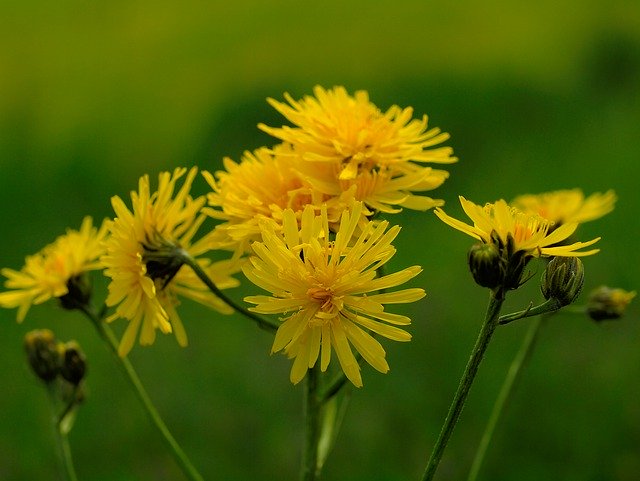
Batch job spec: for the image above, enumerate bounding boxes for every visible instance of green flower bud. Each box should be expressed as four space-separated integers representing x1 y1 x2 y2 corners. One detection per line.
541 256 585 307
468 243 505 289
587 286 636 321
24 329 61 383
59 341 87 386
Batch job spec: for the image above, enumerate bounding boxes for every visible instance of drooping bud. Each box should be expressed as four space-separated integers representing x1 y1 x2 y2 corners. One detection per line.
541 256 585 307
467 243 505 289
587 286 636 321
24 329 61 383
59 341 87 386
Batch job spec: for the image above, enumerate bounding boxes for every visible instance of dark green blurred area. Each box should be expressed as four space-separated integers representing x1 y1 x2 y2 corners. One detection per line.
1 1 639 480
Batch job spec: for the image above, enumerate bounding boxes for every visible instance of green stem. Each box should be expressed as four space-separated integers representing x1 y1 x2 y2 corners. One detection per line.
421 290 505 481
498 299 560 325
80 305 205 481
301 366 322 481
47 385 79 481
467 315 545 481
179 252 279 334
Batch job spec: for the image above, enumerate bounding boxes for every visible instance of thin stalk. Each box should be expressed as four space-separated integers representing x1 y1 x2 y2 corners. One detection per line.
467 315 545 481
301 365 322 481
179 252 279 333
80 305 204 481
47 385 79 481
498 299 560 325
421 290 505 481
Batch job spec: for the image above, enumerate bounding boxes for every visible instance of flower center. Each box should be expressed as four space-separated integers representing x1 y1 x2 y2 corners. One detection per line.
306 285 344 323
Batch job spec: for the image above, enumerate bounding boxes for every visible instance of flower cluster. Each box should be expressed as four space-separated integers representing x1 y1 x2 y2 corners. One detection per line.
0 85 626 391
205 86 457 254
197 86 455 385
0 87 445 387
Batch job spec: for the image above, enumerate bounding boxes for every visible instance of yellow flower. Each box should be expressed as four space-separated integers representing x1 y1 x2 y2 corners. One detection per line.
0 217 108 322
202 145 352 251
435 197 601 259
243 202 425 387
258 86 456 213
512 189 616 225
102 167 239 357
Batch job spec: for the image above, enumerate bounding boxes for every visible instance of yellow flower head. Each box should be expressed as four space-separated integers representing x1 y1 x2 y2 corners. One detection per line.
0 217 109 322
102 167 239 357
243 202 425 387
436 197 601 291
258 86 456 213
512 189 616 225
435 197 601 258
203 145 354 251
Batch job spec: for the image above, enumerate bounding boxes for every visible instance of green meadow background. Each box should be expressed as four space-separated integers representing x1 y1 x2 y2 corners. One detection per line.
1 1 639 480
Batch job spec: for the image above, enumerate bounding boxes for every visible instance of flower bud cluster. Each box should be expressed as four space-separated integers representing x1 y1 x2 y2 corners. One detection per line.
24 329 87 386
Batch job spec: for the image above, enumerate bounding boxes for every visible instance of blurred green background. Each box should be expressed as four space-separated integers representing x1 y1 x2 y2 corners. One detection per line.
1 1 639 480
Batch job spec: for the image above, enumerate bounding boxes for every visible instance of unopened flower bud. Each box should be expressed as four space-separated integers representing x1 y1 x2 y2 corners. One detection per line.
541 256 585 307
587 286 636 321
59 341 87 385
24 329 61 383
468 243 505 289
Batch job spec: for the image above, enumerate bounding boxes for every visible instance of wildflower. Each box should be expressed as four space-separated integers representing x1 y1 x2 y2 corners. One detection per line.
435 197 600 290
102 167 239 357
258 85 456 213
512 189 616 226
202 145 345 251
0 217 108 322
243 202 425 387
587 286 636 321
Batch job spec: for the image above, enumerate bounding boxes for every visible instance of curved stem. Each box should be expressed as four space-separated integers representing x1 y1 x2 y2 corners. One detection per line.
421 290 505 481
80 305 204 481
301 365 322 481
467 314 545 481
47 385 79 481
179 252 279 333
